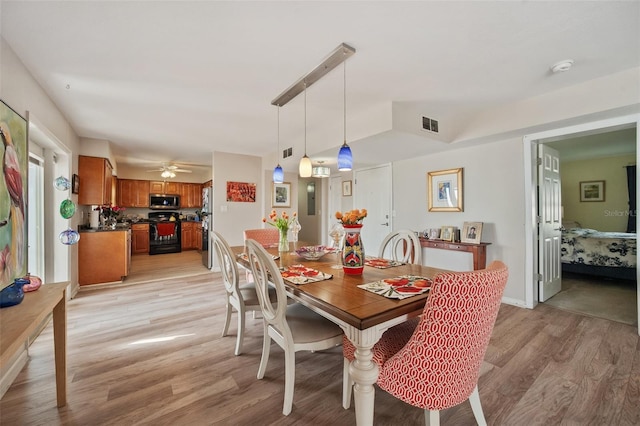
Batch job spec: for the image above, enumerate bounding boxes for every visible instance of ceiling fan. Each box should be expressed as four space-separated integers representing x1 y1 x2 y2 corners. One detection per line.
146 163 192 178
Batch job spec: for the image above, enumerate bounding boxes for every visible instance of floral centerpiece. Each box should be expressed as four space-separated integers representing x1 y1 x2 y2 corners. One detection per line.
95 204 125 228
335 209 367 274
263 210 297 252
335 208 367 226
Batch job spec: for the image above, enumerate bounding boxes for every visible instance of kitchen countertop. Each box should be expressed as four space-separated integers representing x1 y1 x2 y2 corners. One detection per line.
78 224 131 233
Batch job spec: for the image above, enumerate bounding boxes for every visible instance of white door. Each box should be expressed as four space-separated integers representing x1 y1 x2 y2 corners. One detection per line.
538 144 563 301
354 165 392 257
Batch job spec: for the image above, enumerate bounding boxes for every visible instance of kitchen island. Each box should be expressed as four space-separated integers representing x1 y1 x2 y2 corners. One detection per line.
78 226 131 285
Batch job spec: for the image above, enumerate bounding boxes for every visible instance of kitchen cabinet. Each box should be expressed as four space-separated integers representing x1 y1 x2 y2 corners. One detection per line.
131 223 150 254
118 179 150 208
78 155 114 205
181 222 199 250
180 183 202 208
195 222 202 251
79 229 131 285
150 181 181 195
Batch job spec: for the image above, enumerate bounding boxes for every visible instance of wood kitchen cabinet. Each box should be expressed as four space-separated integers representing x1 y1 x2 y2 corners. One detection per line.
117 179 150 208
78 155 114 205
195 222 202 251
179 183 202 208
150 181 181 195
79 230 131 285
131 223 150 254
181 222 199 250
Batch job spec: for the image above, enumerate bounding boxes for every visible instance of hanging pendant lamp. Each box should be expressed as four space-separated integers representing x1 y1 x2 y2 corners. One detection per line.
273 106 284 183
299 82 312 178
337 58 353 171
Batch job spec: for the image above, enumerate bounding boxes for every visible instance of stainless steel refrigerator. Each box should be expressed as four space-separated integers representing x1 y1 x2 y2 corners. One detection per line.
201 186 213 268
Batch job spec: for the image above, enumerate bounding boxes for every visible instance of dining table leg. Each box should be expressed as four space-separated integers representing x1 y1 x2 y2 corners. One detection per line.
345 327 384 426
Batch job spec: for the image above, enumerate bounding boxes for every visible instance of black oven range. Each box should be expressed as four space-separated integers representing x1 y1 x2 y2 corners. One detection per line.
148 211 181 255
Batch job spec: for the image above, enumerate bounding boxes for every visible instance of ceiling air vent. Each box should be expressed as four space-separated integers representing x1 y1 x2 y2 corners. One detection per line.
422 116 439 133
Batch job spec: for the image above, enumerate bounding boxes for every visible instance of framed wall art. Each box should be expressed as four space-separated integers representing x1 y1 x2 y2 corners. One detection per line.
72 174 80 194
272 182 291 208
226 181 256 203
0 99 28 287
461 221 483 244
579 180 605 202
342 180 352 197
428 167 463 212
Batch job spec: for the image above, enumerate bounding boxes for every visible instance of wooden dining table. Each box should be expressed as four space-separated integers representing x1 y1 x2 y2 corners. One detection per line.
232 242 450 426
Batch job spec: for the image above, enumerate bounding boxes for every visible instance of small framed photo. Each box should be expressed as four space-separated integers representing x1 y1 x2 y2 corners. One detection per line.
579 180 605 202
440 226 456 242
342 180 352 197
428 168 463 212
72 174 80 194
427 228 440 239
461 221 483 244
272 182 291 207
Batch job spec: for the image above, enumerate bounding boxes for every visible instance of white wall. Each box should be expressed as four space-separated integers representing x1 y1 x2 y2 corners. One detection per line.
212 151 265 248
1 37 81 294
393 139 525 304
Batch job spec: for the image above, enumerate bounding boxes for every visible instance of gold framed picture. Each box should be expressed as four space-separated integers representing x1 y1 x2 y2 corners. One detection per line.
439 226 456 242
427 168 463 212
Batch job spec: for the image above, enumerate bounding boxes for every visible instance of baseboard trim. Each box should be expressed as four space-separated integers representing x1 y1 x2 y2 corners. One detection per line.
0 348 28 400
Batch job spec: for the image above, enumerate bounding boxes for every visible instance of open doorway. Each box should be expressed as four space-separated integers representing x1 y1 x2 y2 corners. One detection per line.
524 115 639 332
544 128 637 325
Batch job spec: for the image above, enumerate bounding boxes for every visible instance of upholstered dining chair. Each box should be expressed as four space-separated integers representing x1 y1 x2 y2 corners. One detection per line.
243 228 279 248
343 261 509 425
379 229 423 264
213 231 276 356
245 239 343 416
242 228 280 281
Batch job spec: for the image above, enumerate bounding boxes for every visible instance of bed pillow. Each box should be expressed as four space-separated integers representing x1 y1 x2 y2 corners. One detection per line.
562 220 581 230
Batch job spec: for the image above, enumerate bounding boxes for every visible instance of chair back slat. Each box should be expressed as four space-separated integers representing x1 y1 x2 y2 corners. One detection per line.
379 230 422 264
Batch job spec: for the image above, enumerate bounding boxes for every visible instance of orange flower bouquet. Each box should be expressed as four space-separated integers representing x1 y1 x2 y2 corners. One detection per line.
335 209 367 226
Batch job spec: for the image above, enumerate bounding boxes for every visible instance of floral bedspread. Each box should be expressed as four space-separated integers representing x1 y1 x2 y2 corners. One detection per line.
561 228 637 268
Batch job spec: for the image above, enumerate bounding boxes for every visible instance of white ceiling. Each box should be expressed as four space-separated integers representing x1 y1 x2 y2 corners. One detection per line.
2 1 639 172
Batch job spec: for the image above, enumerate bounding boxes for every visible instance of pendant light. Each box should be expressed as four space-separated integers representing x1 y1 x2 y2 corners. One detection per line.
299 82 312 178
273 105 284 183
337 57 353 171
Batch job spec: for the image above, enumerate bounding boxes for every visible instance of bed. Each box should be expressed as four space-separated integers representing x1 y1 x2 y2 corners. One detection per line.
561 223 637 280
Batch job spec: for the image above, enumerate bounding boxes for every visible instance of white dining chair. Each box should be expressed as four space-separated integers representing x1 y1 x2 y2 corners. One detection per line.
379 229 423 264
213 231 276 356
245 238 343 416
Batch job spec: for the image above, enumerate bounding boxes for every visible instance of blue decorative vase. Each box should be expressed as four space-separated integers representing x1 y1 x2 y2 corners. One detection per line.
0 278 29 308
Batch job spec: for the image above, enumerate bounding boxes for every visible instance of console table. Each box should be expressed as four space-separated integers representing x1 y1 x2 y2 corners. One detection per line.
419 238 490 270
0 282 67 407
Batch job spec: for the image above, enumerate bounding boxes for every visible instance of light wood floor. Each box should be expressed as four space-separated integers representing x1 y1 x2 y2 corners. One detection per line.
1 254 639 425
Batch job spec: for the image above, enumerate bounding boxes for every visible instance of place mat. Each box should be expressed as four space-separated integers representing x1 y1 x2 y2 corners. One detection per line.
364 256 405 269
281 264 333 285
358 275 431 299
237 252 279 262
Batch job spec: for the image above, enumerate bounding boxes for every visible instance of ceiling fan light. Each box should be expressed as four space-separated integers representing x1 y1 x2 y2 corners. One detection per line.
161 170 171 178
338 143 352 171
273 164 284 183
299 155 312 178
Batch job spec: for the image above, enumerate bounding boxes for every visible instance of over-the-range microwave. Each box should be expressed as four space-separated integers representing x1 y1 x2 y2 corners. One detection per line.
149 194 180 210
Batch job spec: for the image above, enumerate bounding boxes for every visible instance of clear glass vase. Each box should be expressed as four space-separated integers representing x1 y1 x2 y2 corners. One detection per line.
278 228 289 253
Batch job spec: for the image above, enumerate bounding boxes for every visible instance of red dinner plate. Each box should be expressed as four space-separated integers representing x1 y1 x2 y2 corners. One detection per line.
396 286 422 293
384 278 409 286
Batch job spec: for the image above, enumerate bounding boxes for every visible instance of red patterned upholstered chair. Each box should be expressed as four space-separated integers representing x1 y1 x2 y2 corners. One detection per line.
343 261 508 425
242 228 280 282
243 228 279 248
